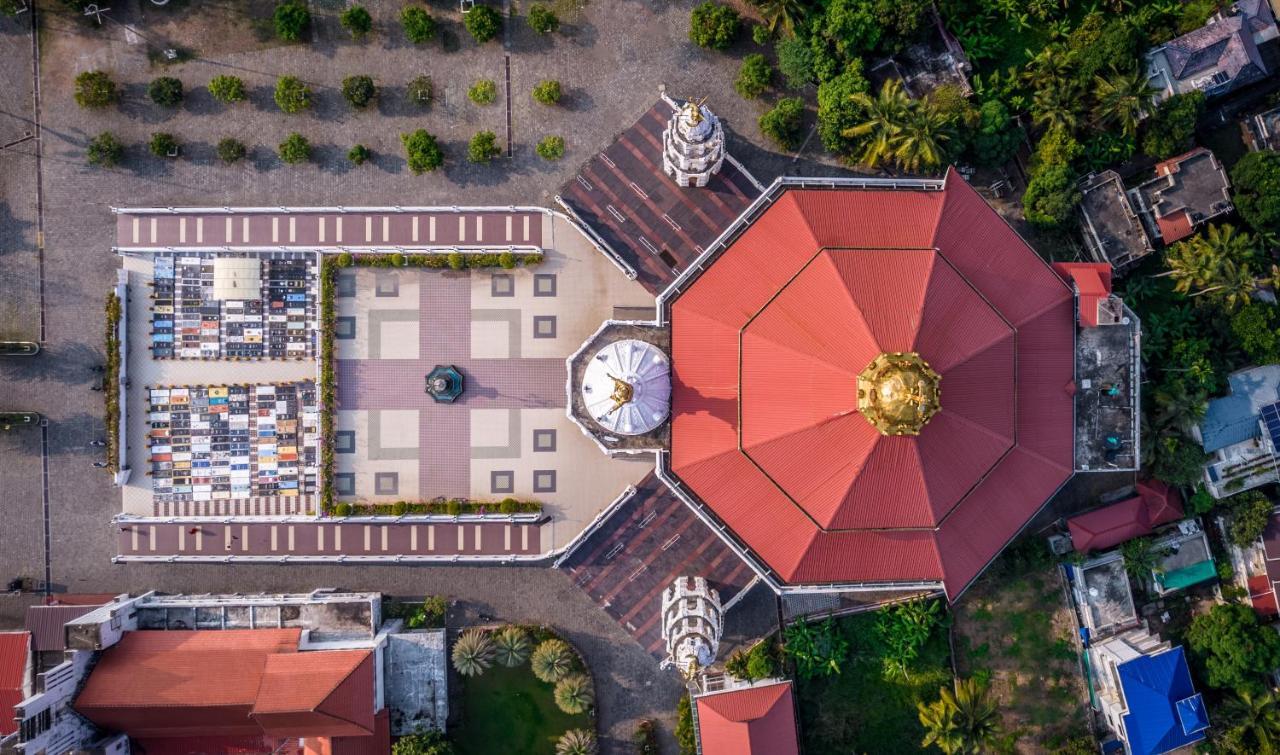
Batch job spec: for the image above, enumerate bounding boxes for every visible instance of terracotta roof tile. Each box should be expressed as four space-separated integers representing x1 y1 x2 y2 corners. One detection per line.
696 682 799 755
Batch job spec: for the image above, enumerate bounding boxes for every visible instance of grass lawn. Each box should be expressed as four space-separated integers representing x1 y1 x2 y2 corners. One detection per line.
794 611 952 753
454 664 591 755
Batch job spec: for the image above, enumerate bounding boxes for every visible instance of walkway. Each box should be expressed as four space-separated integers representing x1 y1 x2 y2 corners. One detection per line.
114 207 546 251
557 474 757 658
114 518 546 560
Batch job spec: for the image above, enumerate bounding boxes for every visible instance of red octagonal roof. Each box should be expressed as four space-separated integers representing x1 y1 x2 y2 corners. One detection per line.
669 172 1076 599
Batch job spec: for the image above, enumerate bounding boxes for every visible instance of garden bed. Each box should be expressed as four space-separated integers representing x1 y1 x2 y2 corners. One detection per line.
333 498 541 517
793 611 952 753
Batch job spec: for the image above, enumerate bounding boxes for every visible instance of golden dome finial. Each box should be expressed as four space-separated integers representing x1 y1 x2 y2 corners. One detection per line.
856 352 941 436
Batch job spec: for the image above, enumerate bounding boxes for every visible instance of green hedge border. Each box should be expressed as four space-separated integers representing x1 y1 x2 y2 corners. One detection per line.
105 292 122 474
333 497 541 517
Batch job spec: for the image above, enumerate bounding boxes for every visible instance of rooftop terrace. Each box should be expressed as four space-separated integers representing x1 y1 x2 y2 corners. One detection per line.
1078 171 1152 269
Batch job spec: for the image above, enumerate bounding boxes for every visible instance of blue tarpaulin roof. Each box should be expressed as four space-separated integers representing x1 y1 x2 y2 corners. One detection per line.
1119 646 1209 754
1199 365 1280 452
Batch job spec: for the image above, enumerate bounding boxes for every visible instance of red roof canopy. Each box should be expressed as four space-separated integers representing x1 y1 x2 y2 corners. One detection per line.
1068 480 1185 552
670 172 1076 598
1053 262 1113 327
695 682 799 755
0 632 30 737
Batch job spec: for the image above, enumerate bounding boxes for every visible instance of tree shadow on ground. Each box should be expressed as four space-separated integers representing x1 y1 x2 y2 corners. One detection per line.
116 84 180 126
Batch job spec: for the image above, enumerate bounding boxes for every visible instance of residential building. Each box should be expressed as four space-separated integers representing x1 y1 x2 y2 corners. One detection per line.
1090 630 1209 754
692 679 800 755
1071 552 1140 639
1068 480 1184 553
1195 364 1280 497
1145 0 1278 104
1150 522 1217 596
1244 103 1280 151
1132 148 1233 245
1079 171 1154 269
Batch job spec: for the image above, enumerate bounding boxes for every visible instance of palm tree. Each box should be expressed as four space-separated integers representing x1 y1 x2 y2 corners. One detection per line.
556 728 599 755
844 79 911 169
554 674 595 715
891 105 954 173
1093 68 1151 137
492 625 531 667
531 638 575 683
1222 689 1280 754
1164 224 1262 307
918 677 1002 754
1151 378 1208 433
753 0 806 37
1031 84 1082 133
1021 48 1075 93
451 628 494 677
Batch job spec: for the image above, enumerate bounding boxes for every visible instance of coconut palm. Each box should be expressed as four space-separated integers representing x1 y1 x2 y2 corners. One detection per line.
1093 67 1152 137
1164 224 1261 307
753 0 807 37
492 625 531 667
450 628 494 677
1151 377 1208 433
531 638 575 683
1222 688 1280 754
554 673 595 715
891 105 954 173
918 677 1001 754
844 79 911 169
1031 84 1083 133
556 728 599 755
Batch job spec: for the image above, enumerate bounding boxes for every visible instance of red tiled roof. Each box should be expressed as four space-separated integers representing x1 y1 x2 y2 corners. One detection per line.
253 651 375 738
670 171 1076 599
1052 262 1112 327
696 682 799 755
0 632 30 737
1068 480 1185 553
1156 209 1195 243
135 736 305 755
1248 573 1278 617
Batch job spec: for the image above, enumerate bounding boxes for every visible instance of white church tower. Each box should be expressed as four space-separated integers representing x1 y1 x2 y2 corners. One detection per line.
662 99 725 188
661 576 724 678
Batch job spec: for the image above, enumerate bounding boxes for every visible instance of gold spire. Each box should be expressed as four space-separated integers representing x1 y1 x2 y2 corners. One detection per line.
856 352 941 436
682 96 708 125
604 374 635 417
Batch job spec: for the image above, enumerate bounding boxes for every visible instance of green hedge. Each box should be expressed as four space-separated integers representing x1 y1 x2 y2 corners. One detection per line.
319 257 338 512
335 497 542 517
104 293 122 473
334 251 543 268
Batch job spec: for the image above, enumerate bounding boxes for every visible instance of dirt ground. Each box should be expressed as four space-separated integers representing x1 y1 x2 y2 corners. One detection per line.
953 558 1092 752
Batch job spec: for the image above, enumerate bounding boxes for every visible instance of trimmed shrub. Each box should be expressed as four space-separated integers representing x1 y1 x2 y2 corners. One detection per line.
447 252 465 270
464 4 502 43
759 97 804 150
277 132 311 164
554 674 594 714
342 75 377 108
74 70 117 108
451 628 495 677
273 1 311 41
751 23 770 45
468 131 501 164
390 500 408 516
340 5 373 38
217 137 247 163
468 79 497 105
531 639 575 683
348 144 371 165
536 135 565 161
274 76 311 113
208 75 247 103
528 3 559 34
148 132 178 157
556 729 597 755
689 2 739 50
493 625 531 667
333 502 352 517
87 132 123 167
532 79 562 105
775 36 813 90
401 129 444 174
148 76 184 107
407 75 434 107
734 53 772 99
498 251 516 270
400 5 437 44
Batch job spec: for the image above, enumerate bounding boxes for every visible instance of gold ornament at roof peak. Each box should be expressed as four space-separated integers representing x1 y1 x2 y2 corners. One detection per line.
856 352 941 436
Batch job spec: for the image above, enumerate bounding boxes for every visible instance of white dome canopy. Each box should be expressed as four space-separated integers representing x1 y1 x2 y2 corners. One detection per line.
581 339 671 435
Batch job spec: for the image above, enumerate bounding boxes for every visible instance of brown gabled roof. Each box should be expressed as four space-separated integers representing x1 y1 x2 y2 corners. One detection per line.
695 681 799 755
25 604 101 652
253 651 375 738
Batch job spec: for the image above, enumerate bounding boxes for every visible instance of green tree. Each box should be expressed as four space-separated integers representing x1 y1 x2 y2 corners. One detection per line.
148 132 178 158
400 6 437 44
391 728 454 755
815 60 868 154
555 729 597 755
745 641 776 679
464 4 502 43
775 36 813 89
1230 303 1280 364
401 129 444 174
1227 490 1274 548
527 3 559 34
1149 433 1209 487
734 53 773 99
532 79 562 105
675 695 696 755
553 673 594 714
759 97 805 150
277 133 311 164
1220 688 1280 755
341 75 377 108
1230 150 1280 236
1120 536 1157 582
347 144 371 165
86 132 123 167
1031 83 1084 133
468 131 501 163
845 78 910 168
969 100 1022 167
890 104 955 173
824 0 881 58
491 625 530 667
918 677 1002 755
530 638 575 683
340 5 372 38
217 137 246 164
148 76 184 107
754 0 807 36
1093 67 1151 137
450 628 494 677
468 79 497 105
1142 91 1204 159
407 76 433 107
689 2 740 50
782 617 849 678
274 76 311 113
877 597 944 679
74 70 117 109
273 1 311 41
1186 603 1280 693
208 75 246 104
536 135 565 160
1163 224 1261 310
1023 126 1083 228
